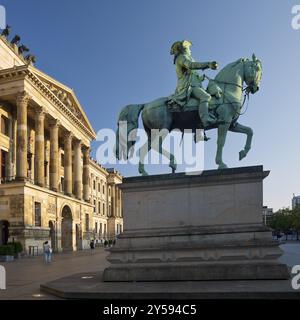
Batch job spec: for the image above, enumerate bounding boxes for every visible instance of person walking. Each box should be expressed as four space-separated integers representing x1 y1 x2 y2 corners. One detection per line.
43 241 52 264
90 239 95 254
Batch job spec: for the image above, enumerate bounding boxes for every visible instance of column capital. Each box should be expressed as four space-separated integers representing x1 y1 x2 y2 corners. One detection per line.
74 138 82 147
64 130 73 142
49 118 60 128
35 106 45 119
82 146 90 155
82 145 90 151
16 90 31 105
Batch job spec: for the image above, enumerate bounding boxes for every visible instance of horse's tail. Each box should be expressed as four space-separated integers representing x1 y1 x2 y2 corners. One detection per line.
115 104 145 160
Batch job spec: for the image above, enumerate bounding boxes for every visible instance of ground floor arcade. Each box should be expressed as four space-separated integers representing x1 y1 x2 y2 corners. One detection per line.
0 180 94 253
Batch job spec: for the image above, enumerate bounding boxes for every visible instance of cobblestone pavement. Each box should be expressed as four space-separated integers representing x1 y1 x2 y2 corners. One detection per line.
279 242 300 267
0 243 299 300
0 247 109 300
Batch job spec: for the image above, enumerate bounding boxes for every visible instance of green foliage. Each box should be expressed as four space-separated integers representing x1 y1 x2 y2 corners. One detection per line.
7 241 23 254
269 207 300 232
104 240 108 246
0 245 15 256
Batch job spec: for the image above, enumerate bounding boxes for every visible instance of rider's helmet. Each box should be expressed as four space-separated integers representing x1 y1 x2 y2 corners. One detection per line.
170 40 192 55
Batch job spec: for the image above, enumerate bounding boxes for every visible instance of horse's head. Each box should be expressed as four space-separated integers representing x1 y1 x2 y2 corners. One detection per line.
244 54 262 94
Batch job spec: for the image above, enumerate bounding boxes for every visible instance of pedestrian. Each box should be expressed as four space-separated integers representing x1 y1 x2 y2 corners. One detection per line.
43 241 52 264
90 239 95 254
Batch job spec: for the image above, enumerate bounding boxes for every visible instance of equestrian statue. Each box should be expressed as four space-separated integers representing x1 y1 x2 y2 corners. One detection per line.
115 40 262 175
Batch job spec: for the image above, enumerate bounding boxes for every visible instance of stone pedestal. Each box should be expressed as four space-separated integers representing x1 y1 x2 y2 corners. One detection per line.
103 166 289 282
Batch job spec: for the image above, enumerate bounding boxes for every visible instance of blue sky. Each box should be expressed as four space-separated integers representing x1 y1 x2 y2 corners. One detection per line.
1 0 300 210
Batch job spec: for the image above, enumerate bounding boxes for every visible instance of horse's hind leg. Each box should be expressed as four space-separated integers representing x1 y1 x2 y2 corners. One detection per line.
153 134 177 173
138 128 151 176
229 122 253 160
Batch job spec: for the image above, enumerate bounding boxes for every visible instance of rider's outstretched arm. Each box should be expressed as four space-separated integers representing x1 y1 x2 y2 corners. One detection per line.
180 56 210 70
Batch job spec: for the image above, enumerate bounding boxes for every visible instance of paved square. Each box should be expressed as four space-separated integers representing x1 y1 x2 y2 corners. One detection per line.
0 248 109 300
0 243 299 299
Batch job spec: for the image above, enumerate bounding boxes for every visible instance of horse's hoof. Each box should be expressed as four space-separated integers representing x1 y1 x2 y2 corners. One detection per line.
139 170 148 176
218 164 228 169
239 150 246 161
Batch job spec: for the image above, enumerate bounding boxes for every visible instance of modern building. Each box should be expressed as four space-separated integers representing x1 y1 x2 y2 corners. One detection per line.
0 33 123 252
292 194 300 209
262 206 274 225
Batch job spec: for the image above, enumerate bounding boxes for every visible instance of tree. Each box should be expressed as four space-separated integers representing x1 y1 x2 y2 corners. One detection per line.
269 208 293 239
290 207 300 240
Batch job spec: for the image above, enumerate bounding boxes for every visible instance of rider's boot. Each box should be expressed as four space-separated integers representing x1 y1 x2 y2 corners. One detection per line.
199 101 216 128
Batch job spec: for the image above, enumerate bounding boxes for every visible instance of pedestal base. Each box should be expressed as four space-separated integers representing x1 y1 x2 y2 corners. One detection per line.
103 166 289 282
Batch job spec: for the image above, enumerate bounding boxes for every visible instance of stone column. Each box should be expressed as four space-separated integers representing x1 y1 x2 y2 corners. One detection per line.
82 147 90 202
64 131 73 196
115 186 119 217
119 188 122 218
74 139 82 200
34 107 45 187
112 184 116 217
16 91 30 181
49 119 59 191
6 117 13 181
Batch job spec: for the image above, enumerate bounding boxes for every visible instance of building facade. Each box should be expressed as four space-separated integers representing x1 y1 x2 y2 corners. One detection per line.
0 35 123 252
292 194 300 209
89 161 123 244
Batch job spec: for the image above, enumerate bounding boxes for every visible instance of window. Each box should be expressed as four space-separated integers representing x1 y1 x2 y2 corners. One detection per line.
1 150 7 181
100 223 102 235
44 161 48 179
93 180 96 190
93 200 96 213
103 203 105 215
98 201 101 214
61 154 64 167
85 214 89 232
98 183 100 192
34 202 41 227
104 224 107 236
103 185 105 194
1 116 9 136
109 205 111 216
61 177 64 192
95 222 98 234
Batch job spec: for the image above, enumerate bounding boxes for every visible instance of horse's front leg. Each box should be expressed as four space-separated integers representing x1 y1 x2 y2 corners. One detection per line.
215 123 230 169
229 122 253 160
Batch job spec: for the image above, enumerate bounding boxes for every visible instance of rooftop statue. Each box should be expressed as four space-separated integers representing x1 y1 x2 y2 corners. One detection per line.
18 44 29 55
1 25 11 37
11 35 21 45
115 40 262 175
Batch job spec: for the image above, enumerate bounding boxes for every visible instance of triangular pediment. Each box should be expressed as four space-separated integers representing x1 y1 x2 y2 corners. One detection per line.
29 66 96 137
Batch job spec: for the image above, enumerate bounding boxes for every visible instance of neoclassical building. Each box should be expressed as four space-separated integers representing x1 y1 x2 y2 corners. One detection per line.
0 34 123 252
